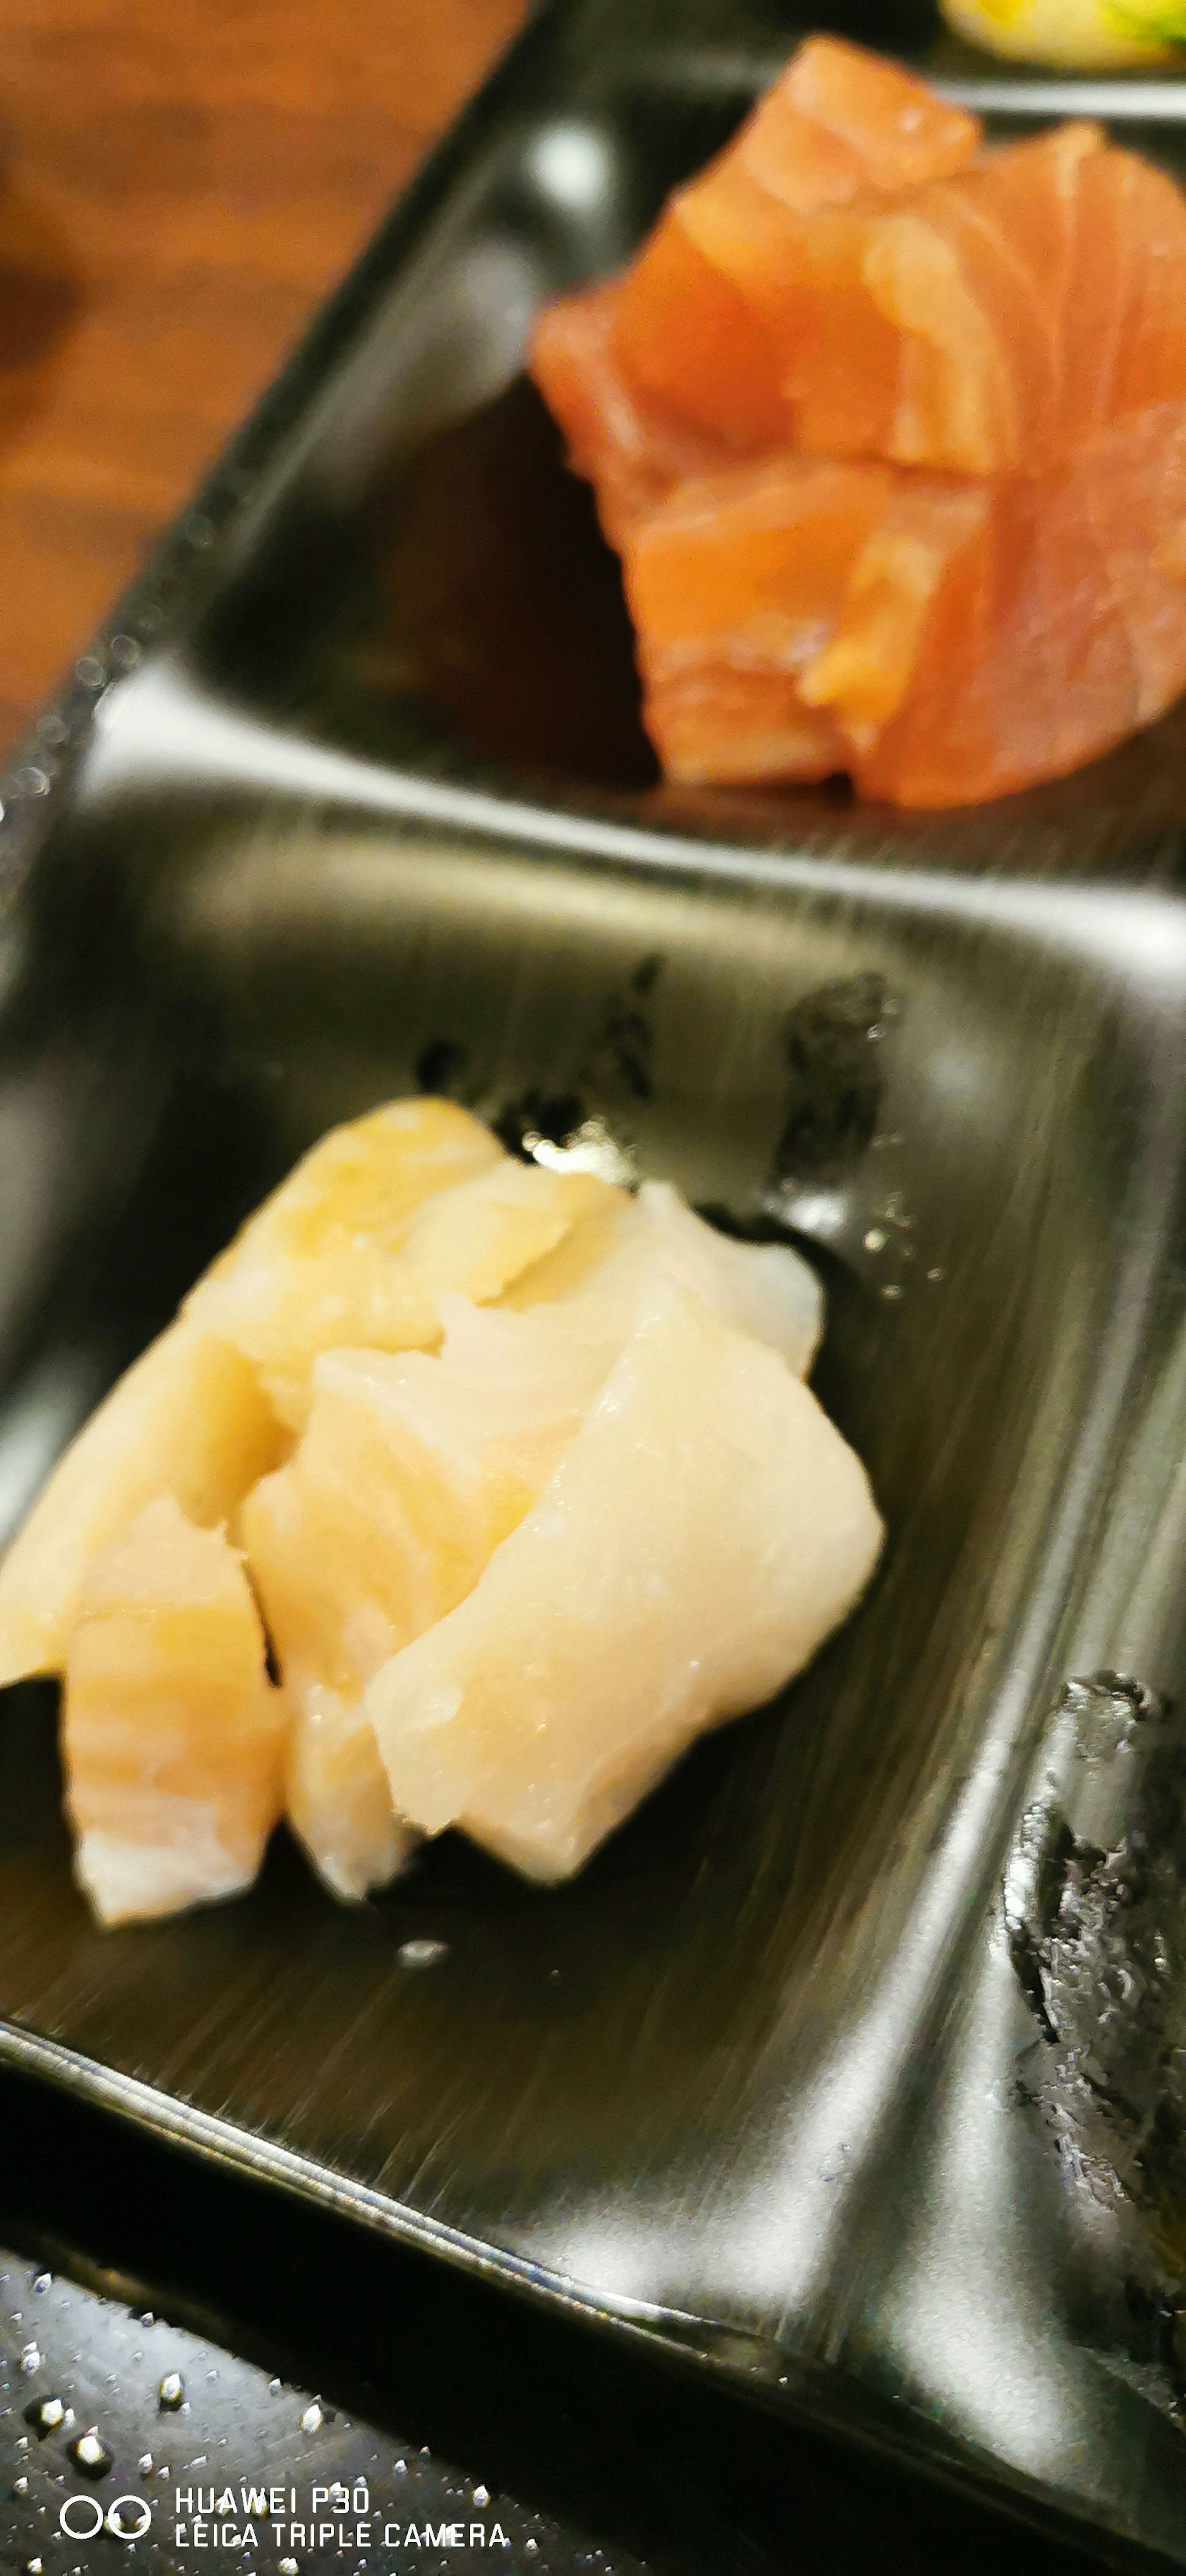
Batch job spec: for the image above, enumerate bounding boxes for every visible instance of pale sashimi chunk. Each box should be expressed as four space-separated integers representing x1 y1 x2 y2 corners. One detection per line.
242 1172 634 1717
240 1375 428 1902
0 1324 287 1687
399 1161 621 1312
243 1190 825 1896
183 1096 502 1429
191 1148 623 1430
504 1179 823 1374
586 1183 823 1373
199 1095 502 1271
286 1685 418 1904
63 1494 287 1926
0 1099 495 1679
364 1286 883 1882
240 1314 607 1899
499 1174 637 1307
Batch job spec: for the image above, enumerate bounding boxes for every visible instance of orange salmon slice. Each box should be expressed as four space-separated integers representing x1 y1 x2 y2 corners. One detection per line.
623 411 1186 808
607 36 981 453
786 123 1186 475
527 33 1186 806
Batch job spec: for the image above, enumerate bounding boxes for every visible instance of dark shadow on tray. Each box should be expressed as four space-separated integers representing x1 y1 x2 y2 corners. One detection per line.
198 375 658 793
0 1679 66 1865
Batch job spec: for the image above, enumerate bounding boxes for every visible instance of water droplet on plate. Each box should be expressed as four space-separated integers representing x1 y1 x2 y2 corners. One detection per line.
927 1266 946 1282
268 2378 282 2395
863 1228 887 1253
138 2453 153 2475
32 2274 50 2295
138 2312 155 2328
398 1938 448 1969
279 2560 299 2575
13 2475 28 2495
299 2402 323 2434
473 2484 489 2507
393 2458 407 2476
880 1282 904 1302
26 2557 43 2573
69 2428 113 2477
158 2372 185 2410
25 2395 64 2433
19 2344 40 2374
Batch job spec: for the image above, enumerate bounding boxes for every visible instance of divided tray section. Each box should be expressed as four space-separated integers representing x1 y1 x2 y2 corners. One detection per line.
3 0 1186 2561
164 0 1186 873
4 776 1186 2560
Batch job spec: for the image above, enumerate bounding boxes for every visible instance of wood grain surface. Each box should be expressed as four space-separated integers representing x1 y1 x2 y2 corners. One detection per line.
0 0 527 755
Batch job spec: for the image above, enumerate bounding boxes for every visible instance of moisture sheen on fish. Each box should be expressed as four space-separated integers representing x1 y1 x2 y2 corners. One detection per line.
364 1285 883 1883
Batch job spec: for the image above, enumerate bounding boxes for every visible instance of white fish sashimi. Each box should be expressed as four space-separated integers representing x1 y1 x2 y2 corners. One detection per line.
587 1181 823 1374
0 1324 287 1687
286 1682 419 1903
63 1494 287 1927
242 1311 609 1901
437 1178 824 1388
501 1175 823 1378
190 1139 624 1431
363 1285 882 1883
243 1190 830 1898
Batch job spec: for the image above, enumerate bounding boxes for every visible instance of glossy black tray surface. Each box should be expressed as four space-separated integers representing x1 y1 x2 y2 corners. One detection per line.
4 2 1186 2568
0 2073 1123 2576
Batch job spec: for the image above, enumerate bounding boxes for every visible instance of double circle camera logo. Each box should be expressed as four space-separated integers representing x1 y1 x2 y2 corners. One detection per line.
59 2491 153 2541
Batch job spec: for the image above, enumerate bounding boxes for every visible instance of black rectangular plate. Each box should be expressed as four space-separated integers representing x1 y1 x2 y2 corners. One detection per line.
5 2 1186 2567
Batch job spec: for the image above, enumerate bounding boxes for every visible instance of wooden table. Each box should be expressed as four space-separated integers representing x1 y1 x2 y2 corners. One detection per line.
0 0 527 755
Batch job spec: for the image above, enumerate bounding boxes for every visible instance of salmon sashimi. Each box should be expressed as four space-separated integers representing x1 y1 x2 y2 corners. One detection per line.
610 38 981 452
528 32 1186 805
856 402 1186 805
529 282 728 545
624 410 1186 806
782 124 1186 475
